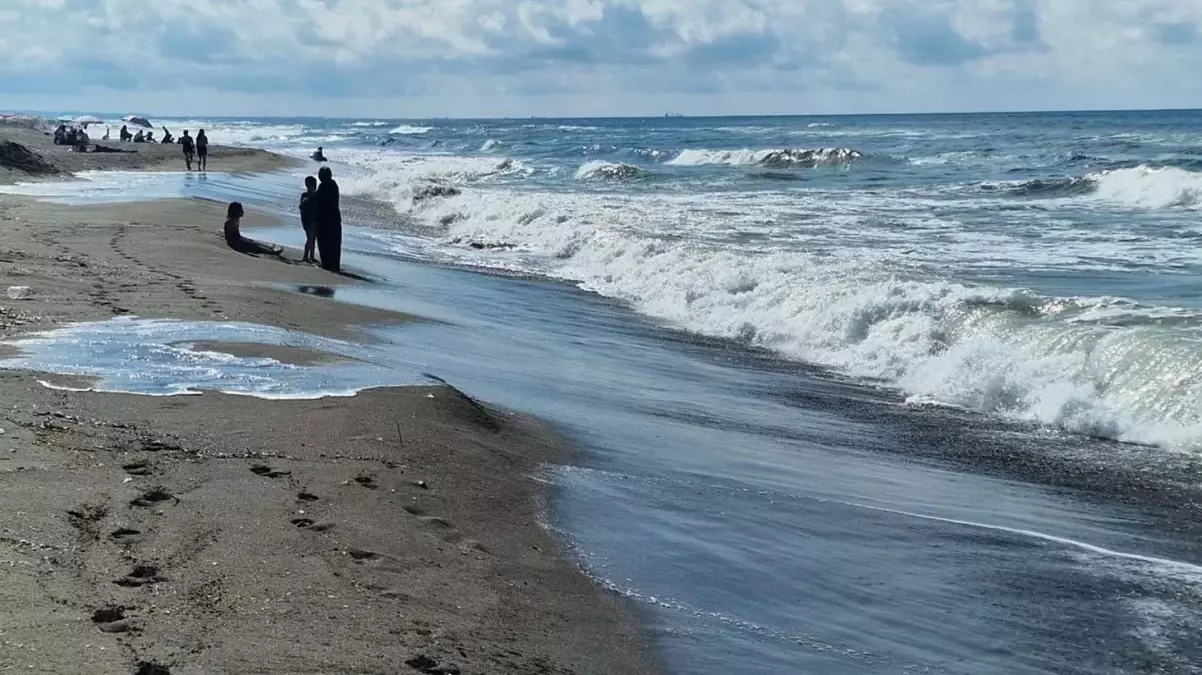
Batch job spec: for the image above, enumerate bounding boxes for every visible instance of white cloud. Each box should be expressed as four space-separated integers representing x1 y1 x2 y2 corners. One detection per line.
2 0 1201 117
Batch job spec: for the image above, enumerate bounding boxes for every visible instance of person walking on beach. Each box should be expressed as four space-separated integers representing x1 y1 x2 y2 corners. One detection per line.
314 166 342 272
224 202 283 256
181 130 195 170
196 129 209 172
299 175 319 263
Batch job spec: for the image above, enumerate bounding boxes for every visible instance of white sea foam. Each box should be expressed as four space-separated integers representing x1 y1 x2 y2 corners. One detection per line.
1088 165 1202 209
668 147 862 168
480 139 503 152
354 179 1202 451
389 124 434 135
0 317 421 398
574 161 647 181
336 150 532 208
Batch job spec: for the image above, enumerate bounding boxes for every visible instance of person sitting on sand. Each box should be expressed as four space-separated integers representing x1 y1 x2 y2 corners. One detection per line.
53 125 67 145
161 127 174 144
75 127 90 152
146 131 156 143
299 175 319 263
311 146 327 162
120 125 132 142
196 129 209 172
102 127 111 141
133 129 145 143
224 202 283 256
180 130 194 170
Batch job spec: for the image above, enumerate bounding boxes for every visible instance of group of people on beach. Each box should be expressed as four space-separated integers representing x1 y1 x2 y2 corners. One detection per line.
223 167 342 273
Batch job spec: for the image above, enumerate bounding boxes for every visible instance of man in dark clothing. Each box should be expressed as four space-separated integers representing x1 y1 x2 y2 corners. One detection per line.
314 166 342 272
180 130 195 170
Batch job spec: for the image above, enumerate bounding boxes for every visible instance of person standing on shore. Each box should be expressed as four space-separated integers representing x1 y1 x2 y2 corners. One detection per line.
196 129 209 172
181 130 195 170
299 175 319 263
314 166 342 272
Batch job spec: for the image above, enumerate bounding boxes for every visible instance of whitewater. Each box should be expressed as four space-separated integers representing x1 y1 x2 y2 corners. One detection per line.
62 110 1202 451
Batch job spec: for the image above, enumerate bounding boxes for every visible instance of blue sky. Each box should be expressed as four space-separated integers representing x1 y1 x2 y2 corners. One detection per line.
2 0 1201 118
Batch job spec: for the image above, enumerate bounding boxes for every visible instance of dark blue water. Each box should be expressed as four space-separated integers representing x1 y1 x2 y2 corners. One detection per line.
7 110 1202 673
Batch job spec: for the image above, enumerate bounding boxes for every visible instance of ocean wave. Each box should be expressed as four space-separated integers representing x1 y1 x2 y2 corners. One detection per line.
1000 165 1202 208
480 139 503 152
390 124 433 135
350 121 392 128
574 161 650 181
384 187 1202 451
667 148 862 168
337 152 531 208
1090 165 1202 209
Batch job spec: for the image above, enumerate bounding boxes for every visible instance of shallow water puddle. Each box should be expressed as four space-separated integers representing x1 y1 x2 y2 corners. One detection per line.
0 316 423 398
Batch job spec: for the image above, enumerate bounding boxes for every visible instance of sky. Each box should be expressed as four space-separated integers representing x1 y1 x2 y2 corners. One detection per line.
2 0 1201 118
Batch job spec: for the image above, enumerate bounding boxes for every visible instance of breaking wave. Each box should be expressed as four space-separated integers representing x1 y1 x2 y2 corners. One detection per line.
667 148 862 168
999 165 1202 209
574 161 651 181
390 124 433 135
367 184 1202 451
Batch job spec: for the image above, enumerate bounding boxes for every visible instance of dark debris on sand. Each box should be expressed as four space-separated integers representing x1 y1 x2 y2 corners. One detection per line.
0 140 60 175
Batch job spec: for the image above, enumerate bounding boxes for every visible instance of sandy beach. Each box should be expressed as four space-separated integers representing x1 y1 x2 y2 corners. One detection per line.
0 126 297 184
0 183 658 669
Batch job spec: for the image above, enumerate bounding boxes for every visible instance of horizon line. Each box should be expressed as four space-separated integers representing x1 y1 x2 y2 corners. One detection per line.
6 105 1202 121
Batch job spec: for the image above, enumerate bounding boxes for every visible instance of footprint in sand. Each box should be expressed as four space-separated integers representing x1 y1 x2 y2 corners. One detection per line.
91 607 132 633
296 492 320 502
110 528 144 544
250 465 291 478
114 564 164 588
133 662 172 675
290 518 315 528
347 548 381 562
122 461 152 476
129 488 177 508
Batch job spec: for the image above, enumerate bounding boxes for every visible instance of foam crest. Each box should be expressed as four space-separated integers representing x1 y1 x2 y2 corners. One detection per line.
667 147 861 168
391 186 1202 450
574 161 649 181
337 151 532 208
389 124 433 135
1089 165 1202 209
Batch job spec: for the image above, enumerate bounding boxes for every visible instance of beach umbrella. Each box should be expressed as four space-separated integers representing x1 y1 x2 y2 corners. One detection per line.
123 115 152 128
73 115 104 126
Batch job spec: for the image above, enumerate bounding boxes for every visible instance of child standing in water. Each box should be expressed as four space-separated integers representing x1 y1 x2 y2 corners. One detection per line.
299 176 319 263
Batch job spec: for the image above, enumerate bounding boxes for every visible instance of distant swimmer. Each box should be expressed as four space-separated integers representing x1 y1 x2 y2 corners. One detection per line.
224 202 283 256
180 130 195 170
311 146 327 162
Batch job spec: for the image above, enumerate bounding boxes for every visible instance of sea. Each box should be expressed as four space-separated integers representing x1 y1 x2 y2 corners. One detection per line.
5 110 1202 673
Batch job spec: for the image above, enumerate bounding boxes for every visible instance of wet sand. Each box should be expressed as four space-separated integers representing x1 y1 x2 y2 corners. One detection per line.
0 195 660 673
0 127 298 184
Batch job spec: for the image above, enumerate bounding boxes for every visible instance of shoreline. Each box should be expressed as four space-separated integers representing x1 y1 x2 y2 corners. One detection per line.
0 192 662 672
0 127 300 185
